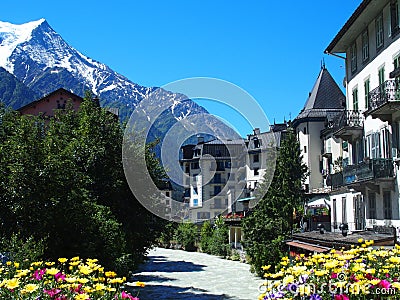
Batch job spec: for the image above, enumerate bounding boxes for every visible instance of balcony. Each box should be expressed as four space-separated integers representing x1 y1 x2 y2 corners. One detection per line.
328 158 394 190
367 80 400 122
333 110 364 143
343 158 394 191
329 172 343 189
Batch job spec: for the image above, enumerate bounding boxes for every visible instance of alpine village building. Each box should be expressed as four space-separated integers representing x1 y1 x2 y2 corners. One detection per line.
287 0 400 254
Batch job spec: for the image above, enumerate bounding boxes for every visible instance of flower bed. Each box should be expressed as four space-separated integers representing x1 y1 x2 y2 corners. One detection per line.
260 239 400 300
0 257 144 299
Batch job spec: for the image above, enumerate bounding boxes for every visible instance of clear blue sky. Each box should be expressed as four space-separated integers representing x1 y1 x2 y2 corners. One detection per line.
1 1 360 136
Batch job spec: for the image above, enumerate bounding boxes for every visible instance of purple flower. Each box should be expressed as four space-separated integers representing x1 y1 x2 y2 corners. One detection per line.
299 274 309 284
287 283 298 293
310 294 322 300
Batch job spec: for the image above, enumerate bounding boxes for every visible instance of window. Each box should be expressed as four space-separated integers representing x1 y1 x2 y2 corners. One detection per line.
384 191 392 219
304 127 307 134
381 127 392 158
166 191 170 197
368 192 376 219
197 212 210 220
254 168 259 176
253 154 259 163
367 132 381 159
379 66 385 95
350 42 357 73
214 185 221 195
191 162 199 169
193 199 198 207
342 197 347 223
362 29 369 62
394 54 400 70
213 173 221 183
376 13 384 50
353 87 359 111
333 199 337 229
304 146 307 153
391 0 400 37
379 66 385 86
253 138 260 148
214 198 222 209
364 78 370 109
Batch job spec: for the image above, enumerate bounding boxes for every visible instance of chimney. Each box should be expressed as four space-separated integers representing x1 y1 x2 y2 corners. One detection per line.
253 128 260 135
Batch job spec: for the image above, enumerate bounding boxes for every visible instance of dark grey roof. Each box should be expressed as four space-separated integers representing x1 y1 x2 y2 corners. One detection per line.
294 67 345 124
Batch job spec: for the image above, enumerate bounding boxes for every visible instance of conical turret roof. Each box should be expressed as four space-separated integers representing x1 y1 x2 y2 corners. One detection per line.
294 67 345 122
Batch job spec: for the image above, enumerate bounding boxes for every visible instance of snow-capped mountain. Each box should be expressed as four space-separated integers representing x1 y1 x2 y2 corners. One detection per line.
0 19 207 122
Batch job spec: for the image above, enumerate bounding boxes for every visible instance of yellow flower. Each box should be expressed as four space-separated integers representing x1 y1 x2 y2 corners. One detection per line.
45 261 55 266
79 265 93 275
65 277 77 283
5 278 19 289
314 270 328 276
15 269 30 278
135 281 145 287
47 268 60 275
71 256 80 261
109 277 125 284
358 238 364 243
78 278 89 284
75 293 90 300
392 282 400 289
22 283 39 293
105 271 117 278
14 262 19 268
94 283 106 291
262 265 271 271
389 257 400 264
58 258 68 264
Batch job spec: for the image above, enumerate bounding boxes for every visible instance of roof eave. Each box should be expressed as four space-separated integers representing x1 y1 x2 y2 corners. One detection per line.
325 0 372 54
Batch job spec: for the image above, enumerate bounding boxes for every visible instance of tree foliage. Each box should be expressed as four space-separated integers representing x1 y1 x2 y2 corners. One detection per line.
243 127 308 277
199 217 229 257
0 92 167 274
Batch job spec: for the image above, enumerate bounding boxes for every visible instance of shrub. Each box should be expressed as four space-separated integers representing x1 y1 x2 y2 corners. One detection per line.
174 221 198 251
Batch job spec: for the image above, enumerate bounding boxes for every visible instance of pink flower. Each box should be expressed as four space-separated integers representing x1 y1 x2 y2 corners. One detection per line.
33 268 46 280
55 272 66 282
331 272 338 279
120 291 139 300
334 295 349 300
379 279 391 289
43 288 62 297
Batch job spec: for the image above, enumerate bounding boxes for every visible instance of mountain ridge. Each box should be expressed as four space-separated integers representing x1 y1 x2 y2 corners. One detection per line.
0 18 208 124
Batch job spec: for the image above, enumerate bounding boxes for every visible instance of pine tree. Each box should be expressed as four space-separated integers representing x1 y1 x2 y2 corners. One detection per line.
243 127 308 276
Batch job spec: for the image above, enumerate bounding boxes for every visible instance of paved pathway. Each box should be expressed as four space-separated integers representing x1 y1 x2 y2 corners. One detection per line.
131 247 264 300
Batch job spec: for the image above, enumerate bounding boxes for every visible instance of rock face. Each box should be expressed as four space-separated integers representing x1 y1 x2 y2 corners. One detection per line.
0 19 208 127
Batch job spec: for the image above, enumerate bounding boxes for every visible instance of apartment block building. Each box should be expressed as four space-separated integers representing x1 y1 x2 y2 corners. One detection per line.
325 0 400 235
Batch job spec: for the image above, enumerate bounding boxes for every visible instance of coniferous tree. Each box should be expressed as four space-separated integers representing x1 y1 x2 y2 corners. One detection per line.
243 127 308 276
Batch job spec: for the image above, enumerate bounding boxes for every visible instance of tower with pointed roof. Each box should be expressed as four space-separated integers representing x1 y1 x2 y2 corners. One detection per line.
293 66 345 196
